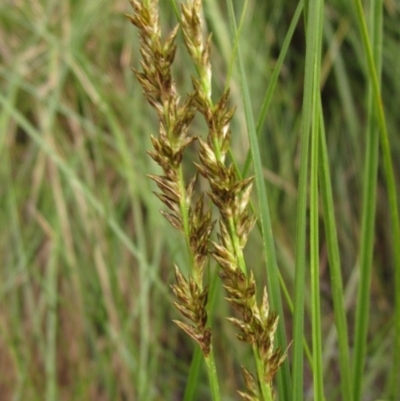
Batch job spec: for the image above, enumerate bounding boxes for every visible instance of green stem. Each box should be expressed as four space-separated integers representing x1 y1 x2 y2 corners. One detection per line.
228 217 247 275
318 98 353 401
45 242 59 401
182 347 203 401
253 344 273 401
205 347 221 401
308 0 325 398
178 169 193 258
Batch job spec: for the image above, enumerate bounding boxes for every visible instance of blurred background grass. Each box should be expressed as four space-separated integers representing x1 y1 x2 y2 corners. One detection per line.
0 0 399 400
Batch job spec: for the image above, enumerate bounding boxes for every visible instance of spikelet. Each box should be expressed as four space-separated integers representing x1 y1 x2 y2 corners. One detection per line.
127 0 214 356
180 0 286 397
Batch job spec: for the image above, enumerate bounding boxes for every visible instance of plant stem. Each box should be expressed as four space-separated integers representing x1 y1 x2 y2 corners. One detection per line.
253 344 274 401
205 347 221 401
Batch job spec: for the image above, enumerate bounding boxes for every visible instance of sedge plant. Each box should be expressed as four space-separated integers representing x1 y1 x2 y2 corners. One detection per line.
127 0 286 399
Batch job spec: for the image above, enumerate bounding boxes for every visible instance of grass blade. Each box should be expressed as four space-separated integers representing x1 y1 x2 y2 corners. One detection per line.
352 0 382 399
291 0 324 397
318 97 353 401
307 0 325 398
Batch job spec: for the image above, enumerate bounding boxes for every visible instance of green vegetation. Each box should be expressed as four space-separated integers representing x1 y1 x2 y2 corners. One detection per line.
0 0 399 400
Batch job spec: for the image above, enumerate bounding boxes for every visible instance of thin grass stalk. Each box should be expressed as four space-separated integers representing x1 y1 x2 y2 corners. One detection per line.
291 0 319 397
225 2 292 400
134 195 151 399
352 0 382 399
310 111 324 401
308 0 324 398
39 47 66 401
351 1 400 396
45 243 59 401
318 98 353 401
183 347 203 401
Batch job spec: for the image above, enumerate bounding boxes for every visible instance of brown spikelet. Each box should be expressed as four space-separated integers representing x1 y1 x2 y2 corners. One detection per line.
128 0 215 357
180 0 287 397
171 266 211 356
